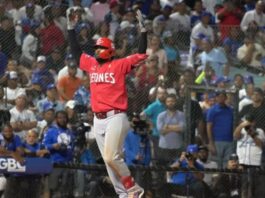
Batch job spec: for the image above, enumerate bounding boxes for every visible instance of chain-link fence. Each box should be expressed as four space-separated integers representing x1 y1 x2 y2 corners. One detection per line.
1 1 265 198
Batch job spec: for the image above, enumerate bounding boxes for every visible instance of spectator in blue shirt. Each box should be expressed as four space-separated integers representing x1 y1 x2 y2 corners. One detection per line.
207 91 234 168
0 47 7 77
43 110 74 197
168 144 211 198
0 123 23 162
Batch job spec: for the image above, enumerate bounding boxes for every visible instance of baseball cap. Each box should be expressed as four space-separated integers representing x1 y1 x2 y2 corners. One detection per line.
109 0 118 9
16 91 27 99
120 21 134 30
200 11 211 19
186 144 199 153
162 31 173 39
37 55 46 63
229 153 239 161
8 71 18 80
31 75 41 84
198 145 209 152
253 87 264 96
214 76 231 85
43 101 55 112
244 75 254 84
65 100 76 109
65 53 74 60
68 60 77 68
215 90 227 96
46 83 56 90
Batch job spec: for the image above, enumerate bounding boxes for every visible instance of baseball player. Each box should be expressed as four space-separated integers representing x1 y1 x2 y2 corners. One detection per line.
67 8 148 198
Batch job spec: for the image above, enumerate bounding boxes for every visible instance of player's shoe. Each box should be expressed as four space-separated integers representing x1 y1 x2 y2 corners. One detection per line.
127 184 144 198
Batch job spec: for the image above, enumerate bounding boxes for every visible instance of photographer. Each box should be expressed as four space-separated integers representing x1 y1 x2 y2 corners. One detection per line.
168 144 211 198
234 114 265 198
124 113 151 192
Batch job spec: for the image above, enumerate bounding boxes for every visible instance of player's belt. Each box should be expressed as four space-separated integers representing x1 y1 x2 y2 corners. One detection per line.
94 109 125 119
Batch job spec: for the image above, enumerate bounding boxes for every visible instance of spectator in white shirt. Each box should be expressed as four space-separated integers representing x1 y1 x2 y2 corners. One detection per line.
240 1 265 33
3 71 26 106
9 92 37 139
234 114 265 198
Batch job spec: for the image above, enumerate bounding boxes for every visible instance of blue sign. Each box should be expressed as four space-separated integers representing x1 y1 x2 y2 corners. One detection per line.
0 157 52 174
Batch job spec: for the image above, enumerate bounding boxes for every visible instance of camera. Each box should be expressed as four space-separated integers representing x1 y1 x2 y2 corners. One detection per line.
60 143 68 151
74 122 91 149
185 152 193 160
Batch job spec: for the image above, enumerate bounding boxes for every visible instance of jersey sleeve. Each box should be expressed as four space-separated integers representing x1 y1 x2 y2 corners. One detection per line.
79 53 97 73
117 53 148 74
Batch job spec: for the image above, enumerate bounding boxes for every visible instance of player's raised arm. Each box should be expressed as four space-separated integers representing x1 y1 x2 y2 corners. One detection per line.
136 10 147 54
67 8 83 62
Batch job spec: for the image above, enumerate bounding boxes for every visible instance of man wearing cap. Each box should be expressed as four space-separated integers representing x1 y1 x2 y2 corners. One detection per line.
3 71 26 106
57 53 84 81
20 20 41 68
31 55 55 91
207 91 234 168
188 11 214 68
37 83 64 114
168 144 211 198
37 101 56 141
9 93 37 139
57 60 82 102
212 153 242 198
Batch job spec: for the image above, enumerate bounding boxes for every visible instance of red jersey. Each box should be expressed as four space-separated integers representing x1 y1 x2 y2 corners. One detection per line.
80 53 148 112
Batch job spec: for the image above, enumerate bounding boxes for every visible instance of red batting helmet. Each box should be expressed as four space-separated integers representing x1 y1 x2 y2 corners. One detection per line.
94 37 115 59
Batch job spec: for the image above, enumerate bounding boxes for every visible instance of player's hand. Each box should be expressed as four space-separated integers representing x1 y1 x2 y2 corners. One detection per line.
136 9 146 32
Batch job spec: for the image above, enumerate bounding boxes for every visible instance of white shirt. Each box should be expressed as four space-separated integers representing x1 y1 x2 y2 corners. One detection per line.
90 2 110 26
57 66 84 81
240 10 265 32
238 97 253 112
18 4 44 22
9 107 37 139
197 159 218 186
236 127 265 166
21 34 38 61
237 43 265 67
170 12 191 32
188 22 214 67
3 87 26 101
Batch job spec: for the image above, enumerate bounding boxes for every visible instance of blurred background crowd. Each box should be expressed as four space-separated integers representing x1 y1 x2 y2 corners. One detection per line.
1 0 265 197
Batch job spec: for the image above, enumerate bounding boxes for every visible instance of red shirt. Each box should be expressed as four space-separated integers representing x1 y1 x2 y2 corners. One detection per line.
217 8 242 40
80 53 148 112
40 22 65 55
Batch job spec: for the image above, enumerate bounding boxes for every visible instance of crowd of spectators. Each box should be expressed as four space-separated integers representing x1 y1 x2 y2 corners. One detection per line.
0 0 265 197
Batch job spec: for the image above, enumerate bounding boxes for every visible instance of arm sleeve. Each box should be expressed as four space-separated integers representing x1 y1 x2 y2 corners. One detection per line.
137 32 147 54
68 29 82 63
43 129 55 151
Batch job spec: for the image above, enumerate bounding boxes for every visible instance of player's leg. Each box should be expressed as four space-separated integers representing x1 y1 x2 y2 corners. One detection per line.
104 113 144 197
93 116 128 198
